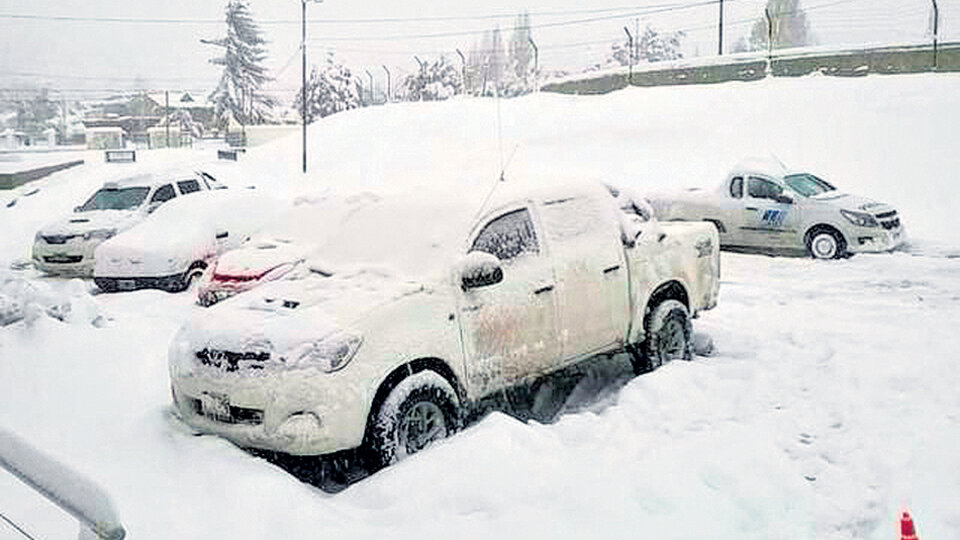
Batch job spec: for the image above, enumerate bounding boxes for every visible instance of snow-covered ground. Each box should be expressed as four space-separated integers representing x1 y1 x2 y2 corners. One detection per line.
1 73 959 539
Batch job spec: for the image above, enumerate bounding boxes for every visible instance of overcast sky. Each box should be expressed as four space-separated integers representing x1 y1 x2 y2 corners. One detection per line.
0 0 953 102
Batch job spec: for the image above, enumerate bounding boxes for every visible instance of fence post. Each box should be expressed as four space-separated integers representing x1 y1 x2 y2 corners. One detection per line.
718 0 724 55
623 26 634 85
931 0 940 70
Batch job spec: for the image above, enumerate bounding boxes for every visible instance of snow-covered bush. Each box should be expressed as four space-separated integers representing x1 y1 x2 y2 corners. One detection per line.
294 53 361 121
403 57 462 102
0 272 103 327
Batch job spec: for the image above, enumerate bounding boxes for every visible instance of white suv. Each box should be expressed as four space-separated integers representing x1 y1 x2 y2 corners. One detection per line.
32 170 224 276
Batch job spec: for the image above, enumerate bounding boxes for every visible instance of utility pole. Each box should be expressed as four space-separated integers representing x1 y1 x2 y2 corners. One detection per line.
623 26 634 85
164 90 170 149
455 48 466 94
365 69 374 105
381 65 391 103
765 7 774 75
718 0 724 55
300 0 322 174
932 0 940 70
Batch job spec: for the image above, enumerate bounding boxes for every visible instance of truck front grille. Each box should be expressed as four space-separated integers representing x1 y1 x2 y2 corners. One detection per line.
881 218 900 230
42 235 77 244
195 348 271 372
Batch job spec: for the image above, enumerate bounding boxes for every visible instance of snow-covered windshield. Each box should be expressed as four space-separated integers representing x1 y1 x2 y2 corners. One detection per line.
305 192 475 279
784 173 836 197
77 186 150 211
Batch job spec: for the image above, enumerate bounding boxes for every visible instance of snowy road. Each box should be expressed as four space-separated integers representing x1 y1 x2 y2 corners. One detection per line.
1 73 959 539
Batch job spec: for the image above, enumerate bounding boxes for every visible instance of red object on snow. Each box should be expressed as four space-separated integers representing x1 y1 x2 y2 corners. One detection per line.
900 510 919 540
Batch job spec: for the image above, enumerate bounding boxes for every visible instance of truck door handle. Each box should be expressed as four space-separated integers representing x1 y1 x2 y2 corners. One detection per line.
745 207 759 211
533 285 554 295
603 264 621 274
215 231 229 239
462 304 482 312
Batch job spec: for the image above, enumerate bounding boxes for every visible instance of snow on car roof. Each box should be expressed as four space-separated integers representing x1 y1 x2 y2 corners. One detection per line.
97 188 282 259
728 156 798 179
100 168 209 190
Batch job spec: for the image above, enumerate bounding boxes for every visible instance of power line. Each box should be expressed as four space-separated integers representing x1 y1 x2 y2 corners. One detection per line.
307 1 723 42
0 3 714 26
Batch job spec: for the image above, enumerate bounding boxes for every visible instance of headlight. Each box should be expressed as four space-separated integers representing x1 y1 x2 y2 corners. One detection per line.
840 209 878 228
292 331 363 373
83 228 118 241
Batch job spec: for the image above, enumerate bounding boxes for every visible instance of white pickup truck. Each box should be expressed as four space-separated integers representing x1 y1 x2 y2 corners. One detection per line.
649 159 905 259
168 181 719 469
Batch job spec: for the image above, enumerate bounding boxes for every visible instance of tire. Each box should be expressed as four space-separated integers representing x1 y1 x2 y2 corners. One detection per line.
168 264 205 293
366 370 460 470
635 299 693 373
807 228 846 260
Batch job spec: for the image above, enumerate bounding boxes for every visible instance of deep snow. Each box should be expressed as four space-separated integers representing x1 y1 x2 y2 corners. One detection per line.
1 73 959 539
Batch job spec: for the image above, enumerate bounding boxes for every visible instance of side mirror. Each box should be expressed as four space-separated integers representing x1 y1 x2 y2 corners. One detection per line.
774 194 793 205
73 206 82 213
146 202 161 214
459 251 503 291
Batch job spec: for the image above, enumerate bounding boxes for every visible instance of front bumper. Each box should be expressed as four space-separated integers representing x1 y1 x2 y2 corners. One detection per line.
170 350 371 455
32 238 99 276
847 225 906 254
95 272 186 293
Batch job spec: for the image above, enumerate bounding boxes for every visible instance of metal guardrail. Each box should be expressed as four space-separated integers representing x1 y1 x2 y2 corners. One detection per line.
543 41 960 95
0 160 84 190
0 428 125 540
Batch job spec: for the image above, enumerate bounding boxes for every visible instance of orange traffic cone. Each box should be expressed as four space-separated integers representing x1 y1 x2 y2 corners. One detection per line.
900 510 918 540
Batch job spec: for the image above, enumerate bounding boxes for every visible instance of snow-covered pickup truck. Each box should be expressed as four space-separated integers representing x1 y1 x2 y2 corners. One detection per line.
649 159 905 259
168 181 719 469
32 169 225 276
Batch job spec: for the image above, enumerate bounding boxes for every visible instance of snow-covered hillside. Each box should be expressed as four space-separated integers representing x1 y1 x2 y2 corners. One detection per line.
1 73 959 539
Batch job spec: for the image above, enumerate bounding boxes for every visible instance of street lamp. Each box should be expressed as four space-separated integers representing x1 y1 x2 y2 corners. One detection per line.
301 0 323 174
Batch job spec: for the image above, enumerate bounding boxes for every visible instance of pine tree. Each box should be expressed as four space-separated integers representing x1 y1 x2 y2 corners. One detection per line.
293 53 361 122
748 0 811 51
509 12 534 80
203 0 276 130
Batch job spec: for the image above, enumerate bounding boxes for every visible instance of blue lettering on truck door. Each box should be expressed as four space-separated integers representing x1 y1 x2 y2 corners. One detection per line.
760 208 786 228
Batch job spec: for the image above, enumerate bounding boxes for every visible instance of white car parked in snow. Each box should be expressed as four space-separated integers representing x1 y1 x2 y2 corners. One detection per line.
94 189 279 293
648 159 905 259
32 170 225 276
168 181 720 469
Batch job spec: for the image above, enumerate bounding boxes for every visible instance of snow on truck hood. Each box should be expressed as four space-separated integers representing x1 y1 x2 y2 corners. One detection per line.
810 191 895 212
38 209 143 237
180 266 427 356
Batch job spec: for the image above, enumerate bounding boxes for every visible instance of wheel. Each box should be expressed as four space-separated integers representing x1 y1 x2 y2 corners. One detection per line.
366 370 460 470
168 264 205 293
634 299 693 373
807 228 846 260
